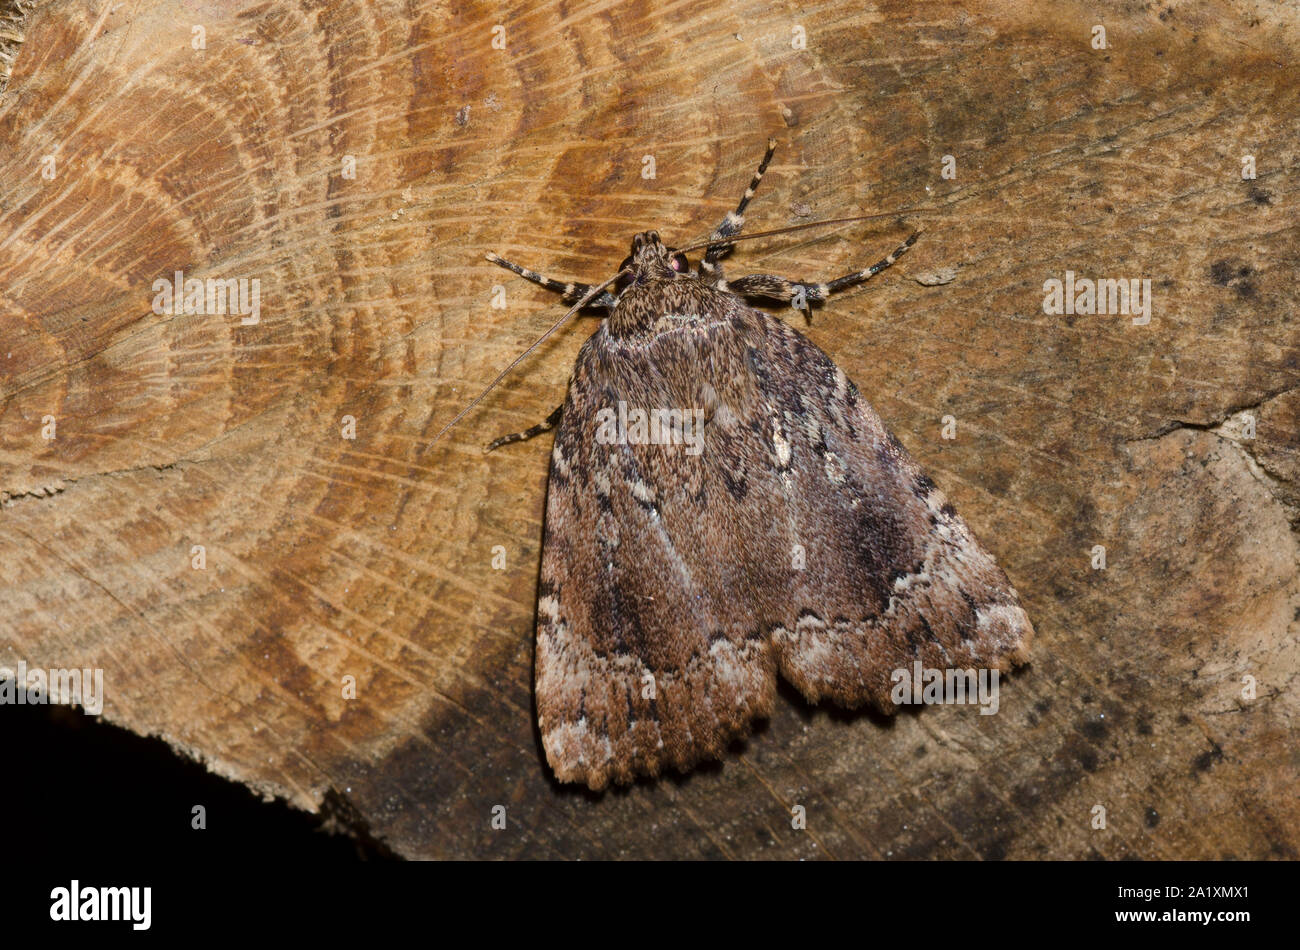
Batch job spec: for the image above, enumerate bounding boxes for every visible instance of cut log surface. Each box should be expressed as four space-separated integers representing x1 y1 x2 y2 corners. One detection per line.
1 0 1297 859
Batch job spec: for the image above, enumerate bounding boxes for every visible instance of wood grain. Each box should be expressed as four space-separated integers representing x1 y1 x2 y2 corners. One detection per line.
1 0 1296 858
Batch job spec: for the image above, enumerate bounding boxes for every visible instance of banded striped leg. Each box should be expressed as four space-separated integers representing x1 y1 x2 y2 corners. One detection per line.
722 233 919 316
699 138 777 280
486 404 563 452
485 253 616 309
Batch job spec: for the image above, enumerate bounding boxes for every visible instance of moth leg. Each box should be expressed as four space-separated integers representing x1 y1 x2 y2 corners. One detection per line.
485 253 616 309
722 232 919 312
485 404 563 452
699 137 778 280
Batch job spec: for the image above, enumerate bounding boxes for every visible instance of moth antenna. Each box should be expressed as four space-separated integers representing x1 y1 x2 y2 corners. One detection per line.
676 211 931 256
429 267 628 448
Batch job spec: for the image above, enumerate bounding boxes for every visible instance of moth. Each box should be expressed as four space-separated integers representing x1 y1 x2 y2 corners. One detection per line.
468 140 1034 790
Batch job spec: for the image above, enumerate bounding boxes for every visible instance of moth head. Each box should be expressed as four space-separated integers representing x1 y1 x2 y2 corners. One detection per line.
617 230 690 289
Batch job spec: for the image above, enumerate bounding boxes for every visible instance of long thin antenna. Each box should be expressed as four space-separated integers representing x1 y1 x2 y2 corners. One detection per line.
674 208 934 256
429 267 628 448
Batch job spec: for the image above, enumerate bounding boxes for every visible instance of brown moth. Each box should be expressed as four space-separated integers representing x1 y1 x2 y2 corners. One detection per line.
477 140 1034 790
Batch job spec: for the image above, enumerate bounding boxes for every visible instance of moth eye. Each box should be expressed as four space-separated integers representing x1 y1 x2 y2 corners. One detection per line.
615 255 635 290
670 253 688 272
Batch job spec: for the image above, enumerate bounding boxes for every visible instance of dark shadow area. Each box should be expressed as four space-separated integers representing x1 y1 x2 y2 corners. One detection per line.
3 699 396 861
